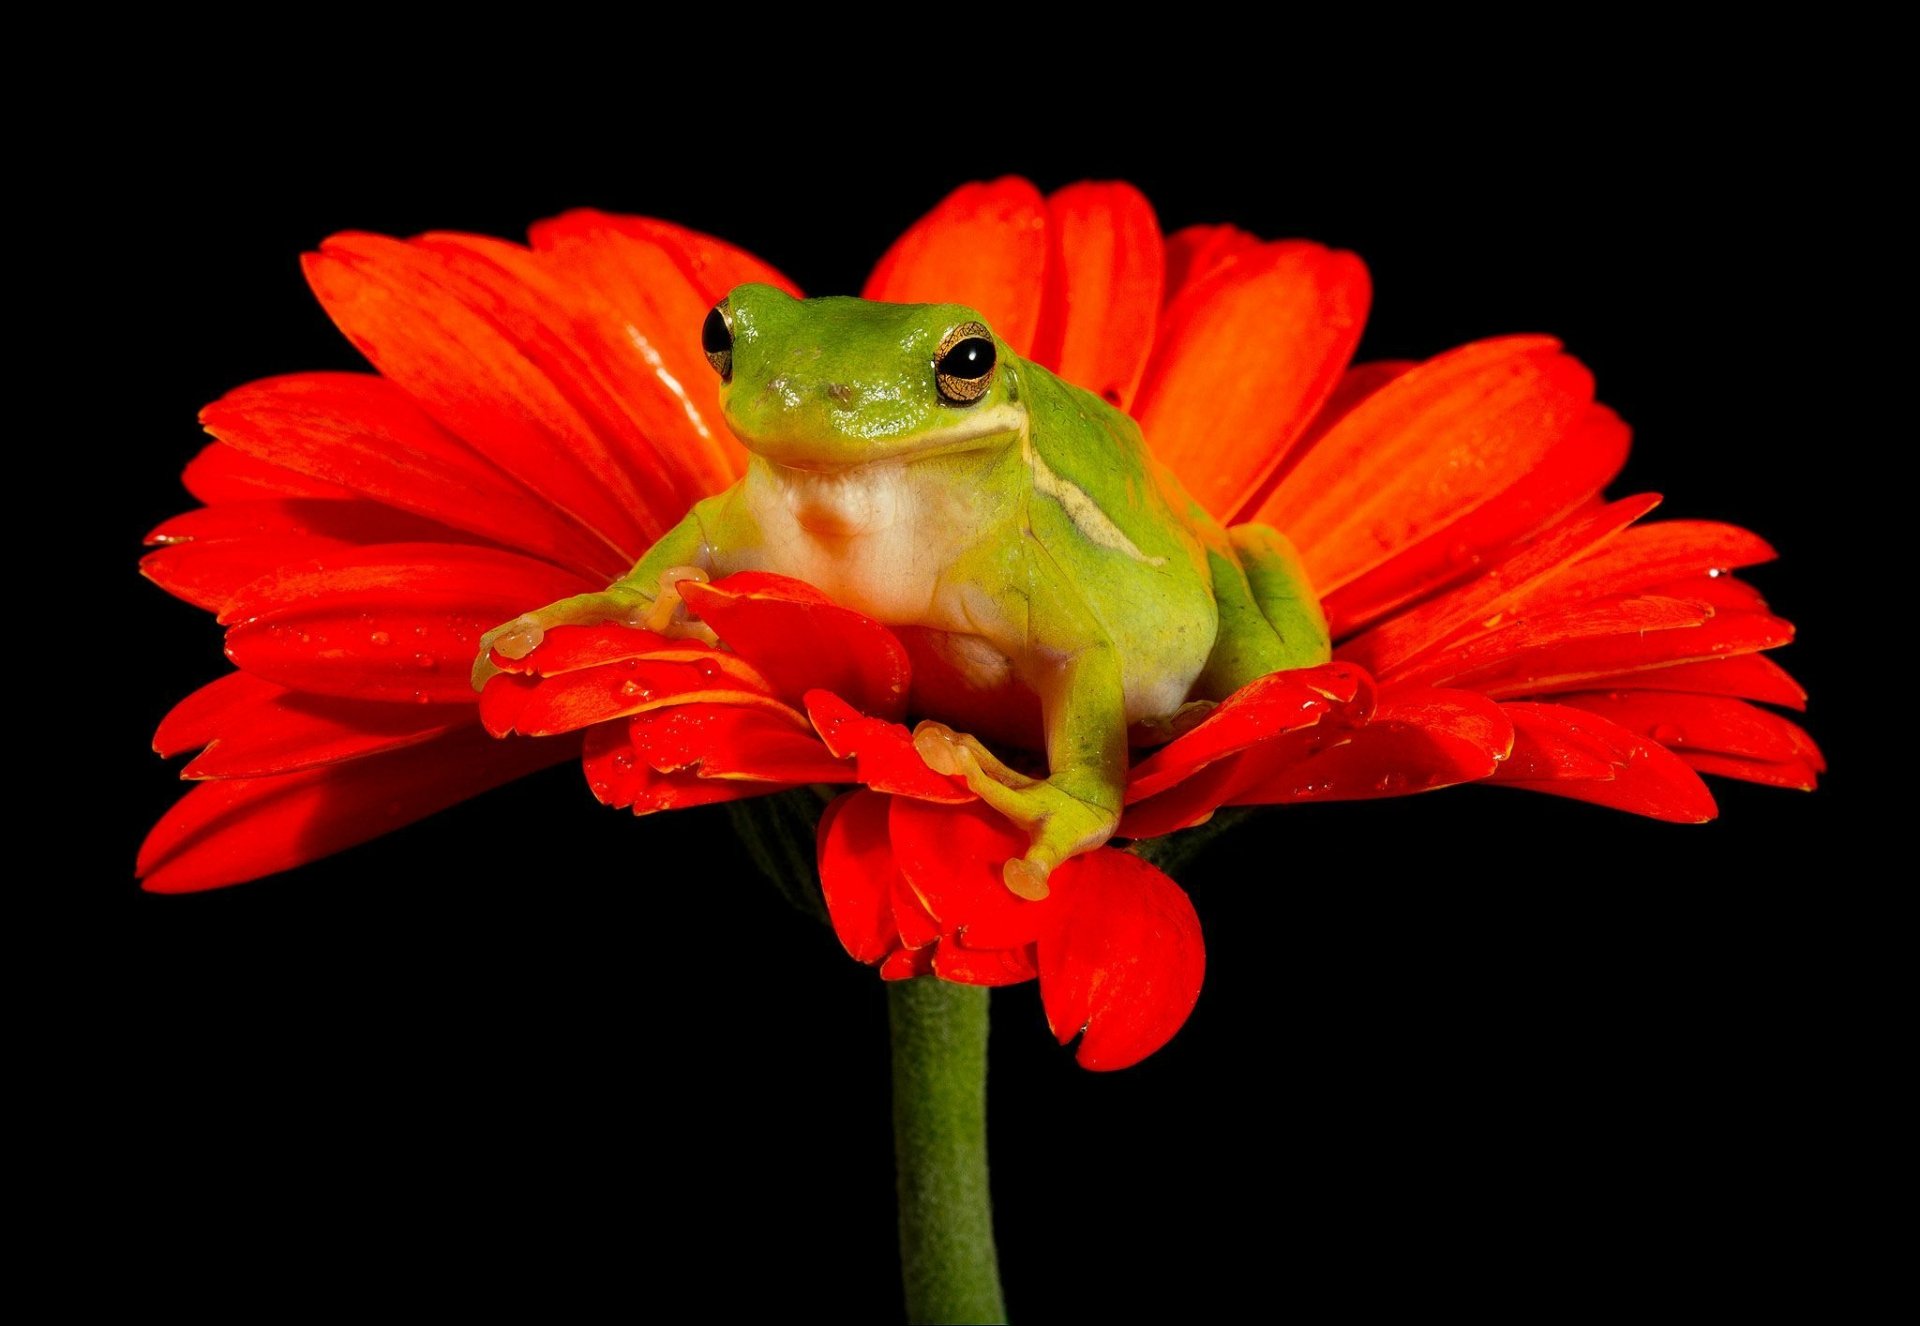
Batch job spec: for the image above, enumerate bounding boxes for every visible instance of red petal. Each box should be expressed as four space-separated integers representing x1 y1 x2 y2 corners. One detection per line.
181 441 361 504
155 672 282 757
933 943 1039 988
1494 700 1641 781
1516 655 1807 711
528 209 799 491
1552 691 1823 771
681 575 911 719
1036 850 1205 1071
892 875 943 952
804 690 973 802
202 373 623 579
146 498 466 548
1680 752 1822 792
1341 495 1662 679
628 703 849 783
1030 182 1163 408
580 720 775 814
1125 663 1375 803
138 727 577 893
1260 337 1596 592
158 671 467 778
862 178 1048 356
303 235 657 557
880 947 936 981
143 501 483 612
888 798 1060 950
144 535 361 614
220 543 587 622
1118 759 1243 840
1161 224 1260 304
1321 403 1632 637
1489 703 1717 822
582 722 649 809
1225 687 1513 804
220 545 589 704
495 662 799 738
816 791 904 965
1134 241 1370 517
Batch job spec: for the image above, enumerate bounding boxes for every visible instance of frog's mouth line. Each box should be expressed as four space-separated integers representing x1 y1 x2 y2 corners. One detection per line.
736 405 1027 473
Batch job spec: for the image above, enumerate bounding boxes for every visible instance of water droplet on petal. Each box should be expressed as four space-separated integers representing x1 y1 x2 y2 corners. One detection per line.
413 652 437 669
1651 723 1685 745
370 630 391 647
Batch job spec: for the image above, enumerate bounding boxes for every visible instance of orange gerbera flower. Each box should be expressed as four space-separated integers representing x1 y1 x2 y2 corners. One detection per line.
140 178 1819 1071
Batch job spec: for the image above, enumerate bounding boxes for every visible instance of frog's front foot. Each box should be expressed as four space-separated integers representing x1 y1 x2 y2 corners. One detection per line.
912 722 1119 901
470 568 720 690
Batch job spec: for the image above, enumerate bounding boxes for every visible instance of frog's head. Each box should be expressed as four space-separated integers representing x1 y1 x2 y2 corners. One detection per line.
701 283 1025 469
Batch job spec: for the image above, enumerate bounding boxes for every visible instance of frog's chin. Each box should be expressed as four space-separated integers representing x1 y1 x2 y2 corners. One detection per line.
735 405 1027 473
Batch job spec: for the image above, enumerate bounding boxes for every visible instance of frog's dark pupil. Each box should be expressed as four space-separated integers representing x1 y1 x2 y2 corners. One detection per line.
702 306 732 354
938 337 995 380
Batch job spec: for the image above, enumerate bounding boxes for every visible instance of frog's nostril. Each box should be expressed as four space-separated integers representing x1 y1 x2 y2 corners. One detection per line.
826 383 855 407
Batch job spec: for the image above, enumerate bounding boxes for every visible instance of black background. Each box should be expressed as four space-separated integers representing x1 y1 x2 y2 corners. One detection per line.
97 96 1871 1314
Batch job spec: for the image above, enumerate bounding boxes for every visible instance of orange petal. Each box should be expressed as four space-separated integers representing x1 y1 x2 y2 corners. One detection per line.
1551 691 1823 771
1161 224 1260 304
816 790 904 965
1503 521 1776 617
1489 703 1716 822
527 209 800 493
138 727 577 893
862 178 1047 356
681 575 911 719
304 234 659 558
1258 337 1596 591
417 231 744 513
1134 240 1370 518
1403 604 1796 696
1030 182 1163 408
202 373 623 580
1514 655 1807 711
1320 403 1632 637
1340 495 1661 680
1036 850 1205 1071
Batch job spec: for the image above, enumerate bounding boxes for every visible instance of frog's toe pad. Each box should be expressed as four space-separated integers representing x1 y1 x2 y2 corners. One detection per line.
489 615 546 662
1003 857 1052 902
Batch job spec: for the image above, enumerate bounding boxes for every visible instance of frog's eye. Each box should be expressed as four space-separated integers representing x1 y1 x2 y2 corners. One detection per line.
934 321 996 404
702 301 733 381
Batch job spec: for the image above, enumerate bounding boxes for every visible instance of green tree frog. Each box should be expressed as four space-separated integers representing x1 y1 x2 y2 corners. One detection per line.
478 285 1329 898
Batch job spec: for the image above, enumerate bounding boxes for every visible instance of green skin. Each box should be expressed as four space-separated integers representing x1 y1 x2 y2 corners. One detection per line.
477 284 1329 898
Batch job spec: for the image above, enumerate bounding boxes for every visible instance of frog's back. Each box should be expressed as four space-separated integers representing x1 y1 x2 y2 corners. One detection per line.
1015 358 1222 722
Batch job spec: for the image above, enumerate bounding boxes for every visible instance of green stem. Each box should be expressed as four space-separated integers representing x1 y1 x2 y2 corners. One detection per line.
889 979 1007 1325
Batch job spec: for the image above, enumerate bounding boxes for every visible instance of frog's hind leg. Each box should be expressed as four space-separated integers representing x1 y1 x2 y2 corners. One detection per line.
1192 523 1331 700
